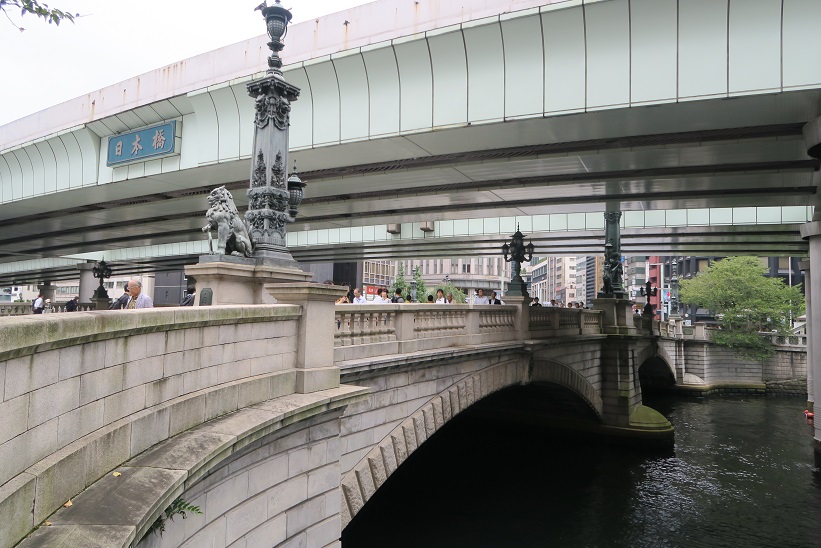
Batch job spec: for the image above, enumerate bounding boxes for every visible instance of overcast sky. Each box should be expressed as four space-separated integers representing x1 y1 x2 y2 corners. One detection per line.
0 0 374 126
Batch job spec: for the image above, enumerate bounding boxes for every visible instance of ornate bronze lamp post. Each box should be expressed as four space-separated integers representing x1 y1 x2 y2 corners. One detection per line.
245 0 304 266
598 211 627 299
502 226 535 297
669 258 681 319
91 260 112 300
639 280 659 317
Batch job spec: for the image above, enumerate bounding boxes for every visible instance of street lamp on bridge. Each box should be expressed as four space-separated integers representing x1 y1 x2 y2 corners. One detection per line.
501 225 534 297
91 260 112 300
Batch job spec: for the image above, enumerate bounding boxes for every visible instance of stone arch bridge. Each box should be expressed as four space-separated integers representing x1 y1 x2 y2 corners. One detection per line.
0 292 804 548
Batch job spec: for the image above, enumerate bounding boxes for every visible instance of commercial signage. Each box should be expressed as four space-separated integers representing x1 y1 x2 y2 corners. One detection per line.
107 121 177 166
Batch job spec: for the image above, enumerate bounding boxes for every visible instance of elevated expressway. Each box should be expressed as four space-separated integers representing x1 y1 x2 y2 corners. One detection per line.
0 0 819 284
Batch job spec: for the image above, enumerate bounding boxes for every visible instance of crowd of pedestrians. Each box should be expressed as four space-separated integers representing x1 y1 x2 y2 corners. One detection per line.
532 299 588 309
333 285 509 305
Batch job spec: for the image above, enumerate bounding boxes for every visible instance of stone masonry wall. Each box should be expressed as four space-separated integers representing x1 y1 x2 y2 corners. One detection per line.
338 350 528 478
0 307 300 548
136 411 344 548
683 342 763 385
763 349 807 382
530 341 604 394
679 341 806 387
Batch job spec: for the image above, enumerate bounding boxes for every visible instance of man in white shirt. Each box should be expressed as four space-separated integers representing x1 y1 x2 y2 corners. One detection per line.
352 288 367 304
473 289 490 305
435 289 446 304
32 293 44 314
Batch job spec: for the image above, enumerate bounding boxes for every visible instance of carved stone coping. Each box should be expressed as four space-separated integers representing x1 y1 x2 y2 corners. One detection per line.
337 341 526 379
18 385 368 548
0 305 300 362
266 282 348 302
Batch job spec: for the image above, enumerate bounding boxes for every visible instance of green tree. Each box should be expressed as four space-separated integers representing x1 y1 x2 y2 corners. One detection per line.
679 256 804 361
430 281 467 303
1 0 78 31
390 262 407 298
412 266 427 302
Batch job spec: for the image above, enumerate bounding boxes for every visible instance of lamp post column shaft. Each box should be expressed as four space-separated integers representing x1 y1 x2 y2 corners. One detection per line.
245 1 302 266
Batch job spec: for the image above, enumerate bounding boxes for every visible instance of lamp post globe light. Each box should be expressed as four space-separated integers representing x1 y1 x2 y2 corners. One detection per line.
91 260 112 300
502 225 534 297
256 0 292 78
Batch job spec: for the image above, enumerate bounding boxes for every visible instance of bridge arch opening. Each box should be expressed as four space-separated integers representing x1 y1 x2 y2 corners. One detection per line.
639 356 676 395
341 384 612 547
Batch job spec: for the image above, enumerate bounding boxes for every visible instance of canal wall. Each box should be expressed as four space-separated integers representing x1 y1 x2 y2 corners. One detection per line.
673 340 807 396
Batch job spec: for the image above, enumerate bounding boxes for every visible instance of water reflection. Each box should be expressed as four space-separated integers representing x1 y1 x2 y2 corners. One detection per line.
343 390 821 548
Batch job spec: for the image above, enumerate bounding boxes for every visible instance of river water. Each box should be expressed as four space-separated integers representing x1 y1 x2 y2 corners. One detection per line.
342 393 821 547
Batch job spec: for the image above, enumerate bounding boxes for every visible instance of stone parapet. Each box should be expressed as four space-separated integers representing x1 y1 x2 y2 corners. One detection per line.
528 307 603 337
332 304 521 363
0 305 307 548
184 260 313 306
19 386 367 548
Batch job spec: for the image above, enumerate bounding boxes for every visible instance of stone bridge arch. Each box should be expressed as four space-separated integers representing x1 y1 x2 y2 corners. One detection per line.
528 358 603 420
339 359 528 527
340 354 605 527
637 341 677 393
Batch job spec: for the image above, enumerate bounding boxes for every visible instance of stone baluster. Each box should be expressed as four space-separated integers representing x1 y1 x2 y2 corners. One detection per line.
356 311 367 344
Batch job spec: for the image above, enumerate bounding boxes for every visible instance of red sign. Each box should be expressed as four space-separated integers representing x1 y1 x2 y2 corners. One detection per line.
365 285 379 295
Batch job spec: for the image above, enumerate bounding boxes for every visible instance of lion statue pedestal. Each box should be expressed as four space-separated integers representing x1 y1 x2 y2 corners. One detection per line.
185 258 313 306
185 186 313 306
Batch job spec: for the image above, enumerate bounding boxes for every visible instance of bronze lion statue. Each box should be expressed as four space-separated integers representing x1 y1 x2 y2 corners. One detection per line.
202 186 253 257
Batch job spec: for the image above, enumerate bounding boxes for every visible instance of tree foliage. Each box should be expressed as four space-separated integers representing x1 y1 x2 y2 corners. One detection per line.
679 256 804 361
1 0 78 31
429 281 467 303
412 266 427 302
390 262 407 298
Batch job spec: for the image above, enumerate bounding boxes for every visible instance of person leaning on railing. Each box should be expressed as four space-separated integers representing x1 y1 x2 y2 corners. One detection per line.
435 289 446 304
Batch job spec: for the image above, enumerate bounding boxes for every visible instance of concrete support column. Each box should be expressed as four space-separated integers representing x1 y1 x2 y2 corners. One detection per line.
76 263 97 304
799 259 812 412
266 283 345 393
37 282 55 303
800 220 821 455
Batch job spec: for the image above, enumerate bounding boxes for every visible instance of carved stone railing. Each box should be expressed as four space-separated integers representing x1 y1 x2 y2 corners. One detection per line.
335 309 398 347
334 305 519 363
0 302 95 316
527 306 603 337
657 321 806 349
0 303 31 316
768 332 808 348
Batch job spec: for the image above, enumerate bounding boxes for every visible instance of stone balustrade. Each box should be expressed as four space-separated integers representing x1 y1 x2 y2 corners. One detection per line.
333 305 520 363
0 302 96 316
527 306 603 337
770 334 808 347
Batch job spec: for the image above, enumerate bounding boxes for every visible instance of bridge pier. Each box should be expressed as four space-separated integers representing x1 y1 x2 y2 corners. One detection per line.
799 259 813 414
800 216 821 456
598 336 673 445
77 263 98 305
